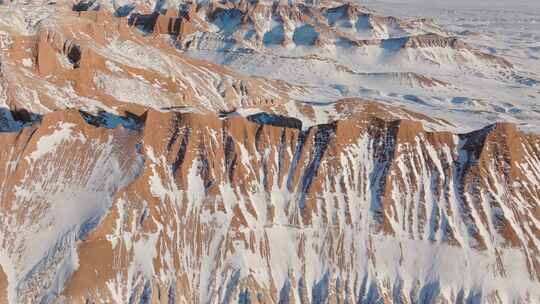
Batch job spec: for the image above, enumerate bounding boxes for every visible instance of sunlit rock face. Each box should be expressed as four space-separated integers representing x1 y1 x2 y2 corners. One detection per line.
0 1 539 303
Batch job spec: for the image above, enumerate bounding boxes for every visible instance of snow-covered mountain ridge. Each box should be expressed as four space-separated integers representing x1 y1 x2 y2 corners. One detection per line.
0 0 539 303
1 102 539 303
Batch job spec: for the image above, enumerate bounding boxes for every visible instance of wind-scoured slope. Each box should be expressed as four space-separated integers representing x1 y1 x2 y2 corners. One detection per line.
0 5 290 114
0 102 538 303
0 110 146 303
0 0 539 303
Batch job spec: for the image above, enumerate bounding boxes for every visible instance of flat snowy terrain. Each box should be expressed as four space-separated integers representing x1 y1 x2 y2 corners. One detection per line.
365 0 540 133
365 0 540 129
364 0 540 70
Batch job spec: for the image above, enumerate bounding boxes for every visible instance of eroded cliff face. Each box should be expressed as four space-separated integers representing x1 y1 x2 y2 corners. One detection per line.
0 7 290 114
0 266 7 304
0 0 539 303
0 102 538 303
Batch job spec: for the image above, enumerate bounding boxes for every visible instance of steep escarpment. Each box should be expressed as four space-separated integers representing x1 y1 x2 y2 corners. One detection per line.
0 265 7 304
0 7 289 114
0 103 537 303
163 1 450 48
0 109 146 303
166 0 509 69
0 0 539 303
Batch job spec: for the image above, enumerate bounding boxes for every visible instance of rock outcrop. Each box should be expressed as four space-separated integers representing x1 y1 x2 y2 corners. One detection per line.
0 0 538 303
0 102 538 303
0 6 289 114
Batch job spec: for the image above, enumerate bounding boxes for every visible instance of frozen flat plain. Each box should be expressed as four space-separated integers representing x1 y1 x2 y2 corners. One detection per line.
363 0 540 72
360 0 540 131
